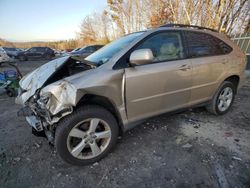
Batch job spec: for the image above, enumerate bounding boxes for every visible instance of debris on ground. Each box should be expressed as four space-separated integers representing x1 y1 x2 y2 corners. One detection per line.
34 142 41 148
182 143 192 148
224 131 233 138
232 156 242 161
176 137 182 144
182 116 201 128
241 112 250 120
214 163 229 188
13 157 21 162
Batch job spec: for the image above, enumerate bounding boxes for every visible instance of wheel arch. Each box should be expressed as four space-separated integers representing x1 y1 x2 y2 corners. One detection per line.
224 75 240 92
75 94 124 133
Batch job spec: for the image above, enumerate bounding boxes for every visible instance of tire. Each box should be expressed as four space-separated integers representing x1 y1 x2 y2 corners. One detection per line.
6 88 16 97
206 81 236 115
55 105 119 166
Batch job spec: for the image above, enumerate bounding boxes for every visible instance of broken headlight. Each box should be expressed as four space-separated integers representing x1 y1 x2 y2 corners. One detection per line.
38 93 51 107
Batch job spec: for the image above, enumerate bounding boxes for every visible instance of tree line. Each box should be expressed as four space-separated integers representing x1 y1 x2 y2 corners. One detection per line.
80 0 250 44
1 0 249 50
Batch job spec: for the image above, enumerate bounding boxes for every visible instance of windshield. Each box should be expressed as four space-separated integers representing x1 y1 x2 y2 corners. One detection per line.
86 32 144 65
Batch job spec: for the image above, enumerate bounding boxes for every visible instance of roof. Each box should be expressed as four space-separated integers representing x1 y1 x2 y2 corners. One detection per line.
160 23 218 32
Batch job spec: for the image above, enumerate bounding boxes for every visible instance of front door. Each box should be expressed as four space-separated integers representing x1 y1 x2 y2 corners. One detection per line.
125 31 192 122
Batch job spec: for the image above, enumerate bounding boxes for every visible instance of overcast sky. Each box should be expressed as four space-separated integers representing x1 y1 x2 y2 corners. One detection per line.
0 0 107 42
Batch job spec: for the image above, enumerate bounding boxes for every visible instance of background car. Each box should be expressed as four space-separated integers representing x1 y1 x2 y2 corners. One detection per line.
0 47 11 64
17 47 55 61
70 45 104 58
2 47 23 59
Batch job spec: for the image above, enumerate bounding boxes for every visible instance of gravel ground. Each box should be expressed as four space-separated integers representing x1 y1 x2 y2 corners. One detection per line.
0 60 250 188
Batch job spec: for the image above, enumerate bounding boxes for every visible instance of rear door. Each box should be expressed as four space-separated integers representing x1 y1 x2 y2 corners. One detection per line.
125 31 192 122
184 31 230 104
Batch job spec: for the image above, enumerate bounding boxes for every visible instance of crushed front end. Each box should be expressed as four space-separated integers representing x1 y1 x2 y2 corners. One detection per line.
16 56 93 143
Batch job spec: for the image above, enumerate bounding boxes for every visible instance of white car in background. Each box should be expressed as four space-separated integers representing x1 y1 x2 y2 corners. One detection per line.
0 47 11 64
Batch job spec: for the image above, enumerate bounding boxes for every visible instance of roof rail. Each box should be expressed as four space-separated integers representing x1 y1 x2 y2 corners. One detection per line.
160 23 218 32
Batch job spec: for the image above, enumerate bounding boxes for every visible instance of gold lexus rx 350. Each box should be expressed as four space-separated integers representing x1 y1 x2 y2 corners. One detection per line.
16 24 247 165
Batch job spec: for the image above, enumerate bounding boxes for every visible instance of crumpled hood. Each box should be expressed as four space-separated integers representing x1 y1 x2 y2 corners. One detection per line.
16 56 70 104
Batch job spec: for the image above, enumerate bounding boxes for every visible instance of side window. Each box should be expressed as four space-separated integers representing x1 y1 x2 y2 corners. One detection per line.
84 46 94 52
29 48 37 52
135 32 184 62
37 48 43 52
185 31 232 57
218 41 232 54
36 47 45 52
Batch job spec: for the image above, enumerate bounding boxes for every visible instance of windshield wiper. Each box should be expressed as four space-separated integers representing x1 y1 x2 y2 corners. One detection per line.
96 60 105 66
71 56 97 68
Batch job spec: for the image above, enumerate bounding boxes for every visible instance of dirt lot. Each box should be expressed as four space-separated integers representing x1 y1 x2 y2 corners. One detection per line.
0 60 250 188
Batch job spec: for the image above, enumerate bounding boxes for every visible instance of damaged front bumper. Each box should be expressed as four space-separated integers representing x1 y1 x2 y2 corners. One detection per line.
17 95 73 143
17 106 52 141
17 92 73 132
16 75 79 132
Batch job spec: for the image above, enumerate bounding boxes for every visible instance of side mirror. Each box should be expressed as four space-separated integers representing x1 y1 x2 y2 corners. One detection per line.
129 49 154 66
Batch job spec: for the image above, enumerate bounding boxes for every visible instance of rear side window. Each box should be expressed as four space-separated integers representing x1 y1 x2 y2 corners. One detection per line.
185 31 232 57
36 47 45 52
135 31 185 62
29 48 37 52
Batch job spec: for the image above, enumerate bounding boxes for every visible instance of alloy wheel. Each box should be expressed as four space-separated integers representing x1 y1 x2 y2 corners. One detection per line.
217 87 233 112
66 118 111 159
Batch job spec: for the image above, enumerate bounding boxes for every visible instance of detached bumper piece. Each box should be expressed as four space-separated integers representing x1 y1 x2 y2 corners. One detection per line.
17 107 43 131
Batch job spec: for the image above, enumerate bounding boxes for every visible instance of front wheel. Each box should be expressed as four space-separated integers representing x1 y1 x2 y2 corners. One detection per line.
55 105 119 166
206 81 236 115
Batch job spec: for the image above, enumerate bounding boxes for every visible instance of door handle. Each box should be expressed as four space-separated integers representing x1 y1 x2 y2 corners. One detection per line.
178 64 191 71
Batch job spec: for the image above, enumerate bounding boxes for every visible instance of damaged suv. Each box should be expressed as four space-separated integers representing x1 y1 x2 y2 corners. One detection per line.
16 24 246 165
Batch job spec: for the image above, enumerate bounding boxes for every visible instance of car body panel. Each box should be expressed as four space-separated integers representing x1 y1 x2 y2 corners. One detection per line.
125 58 192 122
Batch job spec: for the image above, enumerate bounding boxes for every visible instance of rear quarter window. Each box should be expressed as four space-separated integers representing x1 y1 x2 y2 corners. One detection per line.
185 31 232 58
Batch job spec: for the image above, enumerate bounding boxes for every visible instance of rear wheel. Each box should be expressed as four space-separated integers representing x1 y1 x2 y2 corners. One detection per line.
206 81 236 115
55 105 119 166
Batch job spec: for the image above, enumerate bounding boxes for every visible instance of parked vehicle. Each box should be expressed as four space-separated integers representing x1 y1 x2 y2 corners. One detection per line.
2 47 23 58
16 24 246 165
0 47 11 64
70 45 104 59
17 47 55 61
